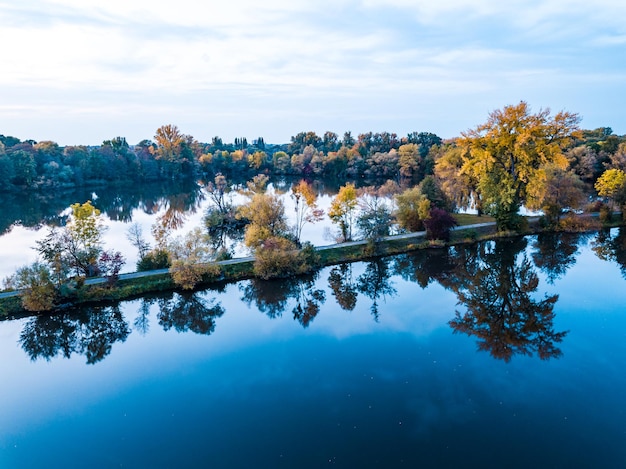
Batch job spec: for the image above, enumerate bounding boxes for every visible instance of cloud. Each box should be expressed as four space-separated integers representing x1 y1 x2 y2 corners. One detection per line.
0 0 624 143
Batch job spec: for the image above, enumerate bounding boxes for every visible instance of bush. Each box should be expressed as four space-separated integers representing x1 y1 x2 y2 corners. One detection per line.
253 238 319 280
599 204 613 223
170 261 221 290
558 214 601 232
11 262 57 312
137 249 171 271
423 208 458 241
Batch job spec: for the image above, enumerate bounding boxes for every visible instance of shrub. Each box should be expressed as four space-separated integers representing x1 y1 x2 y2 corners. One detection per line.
12 262 57 312
423 208 458 241
558 214 601 232
137 249 171 271
170 261 221 290
253 238 319 280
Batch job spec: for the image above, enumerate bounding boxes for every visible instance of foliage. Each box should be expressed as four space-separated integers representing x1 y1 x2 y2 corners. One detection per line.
395 186 430 232
527 164 586 226
240 192 289 249
36 201 106 279
9 262 58 312
329 183 358 242
458 102 581 230
168 228 220 290
253 238 319 280
137 249 171 271
356 186 393 243
291 179 324 243
423 208 458 241
98 250 126 286
595 168 626 209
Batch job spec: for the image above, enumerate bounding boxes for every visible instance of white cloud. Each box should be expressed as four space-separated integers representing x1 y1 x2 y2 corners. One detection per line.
0 0 624 143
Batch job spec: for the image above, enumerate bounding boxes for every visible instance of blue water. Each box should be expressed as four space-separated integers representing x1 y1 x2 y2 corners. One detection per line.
1 232 626 468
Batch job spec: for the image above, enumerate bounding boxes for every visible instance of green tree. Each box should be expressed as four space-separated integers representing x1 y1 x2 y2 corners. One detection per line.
10 150 36 186
36 201 106 278
329 183 358 242
398 143 420 180
459 102 581 230
356 186 393 244
395 186 431 232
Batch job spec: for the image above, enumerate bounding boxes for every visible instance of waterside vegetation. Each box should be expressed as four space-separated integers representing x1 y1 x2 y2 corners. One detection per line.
3 102 626 316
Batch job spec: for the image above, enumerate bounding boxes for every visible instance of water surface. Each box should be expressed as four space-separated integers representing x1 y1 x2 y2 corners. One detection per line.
1 232 625 468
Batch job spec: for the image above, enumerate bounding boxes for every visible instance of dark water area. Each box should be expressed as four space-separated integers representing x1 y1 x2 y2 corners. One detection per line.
2 232 626 468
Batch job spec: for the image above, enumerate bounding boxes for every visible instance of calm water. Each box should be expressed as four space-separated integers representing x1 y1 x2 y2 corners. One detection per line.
0 179 341 280
2 232 626 468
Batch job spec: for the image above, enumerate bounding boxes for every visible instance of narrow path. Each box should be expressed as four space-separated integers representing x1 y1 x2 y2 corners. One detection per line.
0 222 497 300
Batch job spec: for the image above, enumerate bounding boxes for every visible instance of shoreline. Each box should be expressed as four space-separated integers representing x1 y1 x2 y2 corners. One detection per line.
0 215 617 319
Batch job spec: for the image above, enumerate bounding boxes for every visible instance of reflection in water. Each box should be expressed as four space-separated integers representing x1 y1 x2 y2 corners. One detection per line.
356 258 396 322
157 292 225 335
592 228 626 278
19 306 131 364
0 180 204 235
447 238 567 361
134 298 153 336
393 248 456 288
13 233 597 364
328 264 358 311
532 233 585 284
241 273 326 327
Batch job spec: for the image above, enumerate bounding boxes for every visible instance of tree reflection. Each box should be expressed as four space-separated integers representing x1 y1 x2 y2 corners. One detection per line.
447 238 567 361
356 258 396 322
392 248 456 288
328 263 358 311
134 298 153 335
19 306 131 364
240 274 326 327
532 233 585 283
592 228 626 278
0 180 204 235
157 292 224 335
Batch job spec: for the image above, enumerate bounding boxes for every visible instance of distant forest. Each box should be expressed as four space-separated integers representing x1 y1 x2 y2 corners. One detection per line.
0 123 624 193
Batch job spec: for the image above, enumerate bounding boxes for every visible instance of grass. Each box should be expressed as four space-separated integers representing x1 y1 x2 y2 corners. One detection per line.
453 213 496 226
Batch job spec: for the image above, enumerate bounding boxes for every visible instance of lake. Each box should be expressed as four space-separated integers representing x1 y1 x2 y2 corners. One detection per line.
1 231 625 468
0 179 344 281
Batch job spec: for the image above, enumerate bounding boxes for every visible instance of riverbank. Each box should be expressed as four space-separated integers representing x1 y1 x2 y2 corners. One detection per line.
0 213 615 319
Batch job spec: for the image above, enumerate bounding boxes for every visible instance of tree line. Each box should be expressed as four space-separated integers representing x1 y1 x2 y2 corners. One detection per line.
5 102 626 312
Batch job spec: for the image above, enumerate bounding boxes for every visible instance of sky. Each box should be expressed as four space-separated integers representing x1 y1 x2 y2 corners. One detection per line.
1 0 625 146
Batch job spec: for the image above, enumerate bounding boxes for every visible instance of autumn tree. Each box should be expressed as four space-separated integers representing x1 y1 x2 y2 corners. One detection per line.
434 144 481 215
595 168 626 212
458 102 581 230
36 201 106 278
168 228 220 290
240 193 289 249
153 124 195 177
395 186 431 232
5 262 57 312
291 180 323 243
329 183 358 242
526 164 586 227
398 143 420 180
